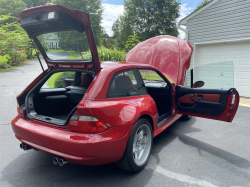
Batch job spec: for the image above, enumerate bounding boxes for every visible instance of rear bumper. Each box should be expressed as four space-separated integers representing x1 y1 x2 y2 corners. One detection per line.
11 116 131 165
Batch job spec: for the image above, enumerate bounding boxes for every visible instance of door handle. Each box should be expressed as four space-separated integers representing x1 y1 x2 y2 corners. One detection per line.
189 94 199 102
197 95 203 100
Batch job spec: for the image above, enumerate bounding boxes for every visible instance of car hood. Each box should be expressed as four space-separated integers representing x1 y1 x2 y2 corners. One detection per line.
13 4 100 71
124 35 193 85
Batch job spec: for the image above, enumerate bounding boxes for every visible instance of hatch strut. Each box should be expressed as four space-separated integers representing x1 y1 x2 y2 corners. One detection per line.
36 53 45 73
33 42 45 73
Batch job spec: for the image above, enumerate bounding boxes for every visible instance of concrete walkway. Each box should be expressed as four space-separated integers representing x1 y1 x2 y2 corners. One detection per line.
240 97 250 107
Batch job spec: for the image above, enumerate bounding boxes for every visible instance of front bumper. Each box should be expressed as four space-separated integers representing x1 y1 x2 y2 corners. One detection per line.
11 116 131 165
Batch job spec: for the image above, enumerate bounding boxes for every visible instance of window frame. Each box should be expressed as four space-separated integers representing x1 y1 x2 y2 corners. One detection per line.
106 68 148 99
36 69 94 91
137 67 173 117
137 67 174 89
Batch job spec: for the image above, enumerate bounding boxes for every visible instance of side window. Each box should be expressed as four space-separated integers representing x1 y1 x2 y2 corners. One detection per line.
139 69 166 83
107 69 147 98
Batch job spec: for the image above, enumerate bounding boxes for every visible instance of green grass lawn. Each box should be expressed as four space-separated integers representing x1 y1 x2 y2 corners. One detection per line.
68 52 82 59
140 72 174 83
48 49 89 59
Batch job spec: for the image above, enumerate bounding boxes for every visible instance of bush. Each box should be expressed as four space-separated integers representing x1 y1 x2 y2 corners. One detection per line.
42 44 49 52
95 47 126 61
53 72 75 88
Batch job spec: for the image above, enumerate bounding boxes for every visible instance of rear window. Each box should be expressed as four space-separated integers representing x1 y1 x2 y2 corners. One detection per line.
42 71 93 89
37 30 91 61
107 69 147 98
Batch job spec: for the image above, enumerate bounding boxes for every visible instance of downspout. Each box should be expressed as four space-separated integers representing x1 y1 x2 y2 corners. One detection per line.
177 22 188 41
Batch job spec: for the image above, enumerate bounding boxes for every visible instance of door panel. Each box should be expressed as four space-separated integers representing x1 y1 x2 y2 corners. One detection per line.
176 86 239 122
178 94 195 104
179 94 220 104
193 94 220 102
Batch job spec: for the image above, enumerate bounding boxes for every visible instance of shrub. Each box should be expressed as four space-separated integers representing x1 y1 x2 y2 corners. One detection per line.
97 47 126 61
42 44 49 52
53 72 75 88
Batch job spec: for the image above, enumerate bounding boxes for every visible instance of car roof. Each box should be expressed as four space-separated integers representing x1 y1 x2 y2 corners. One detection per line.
100 61 153 70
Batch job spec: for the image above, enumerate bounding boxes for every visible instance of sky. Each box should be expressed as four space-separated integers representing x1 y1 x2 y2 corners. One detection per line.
101 0 201 38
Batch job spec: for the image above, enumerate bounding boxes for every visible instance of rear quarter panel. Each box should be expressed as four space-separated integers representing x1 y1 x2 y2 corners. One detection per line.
78 95 158 129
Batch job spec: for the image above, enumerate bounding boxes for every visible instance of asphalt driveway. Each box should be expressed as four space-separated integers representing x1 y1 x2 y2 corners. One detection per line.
46 51 69 60
0 59 249 187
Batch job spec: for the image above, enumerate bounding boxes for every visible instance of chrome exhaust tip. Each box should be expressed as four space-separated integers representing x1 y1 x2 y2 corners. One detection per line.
58 159 69 166
53 157 59 165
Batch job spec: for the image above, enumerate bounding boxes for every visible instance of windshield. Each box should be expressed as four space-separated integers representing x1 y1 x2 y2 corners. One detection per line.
37 30 91 61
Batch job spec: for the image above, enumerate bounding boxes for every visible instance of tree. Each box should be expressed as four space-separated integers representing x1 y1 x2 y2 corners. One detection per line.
125 34 141 51
195 0 210 11
112 15 133 49
124 0 180 41
52 0 104 51
23 0 49 8
0 0 26 15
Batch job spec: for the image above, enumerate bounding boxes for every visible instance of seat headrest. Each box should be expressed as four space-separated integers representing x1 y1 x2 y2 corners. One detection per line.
115 75 134 92
81 74 94 87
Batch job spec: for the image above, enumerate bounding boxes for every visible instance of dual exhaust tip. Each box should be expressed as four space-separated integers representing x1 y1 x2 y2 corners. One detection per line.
20 143 69 166
53 157 69 166
20 143 32 151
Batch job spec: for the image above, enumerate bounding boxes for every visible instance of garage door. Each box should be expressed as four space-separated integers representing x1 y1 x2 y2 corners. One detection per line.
195 40 250 97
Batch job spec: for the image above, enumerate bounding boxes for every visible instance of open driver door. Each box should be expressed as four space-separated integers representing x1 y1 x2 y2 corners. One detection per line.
175 69 239 122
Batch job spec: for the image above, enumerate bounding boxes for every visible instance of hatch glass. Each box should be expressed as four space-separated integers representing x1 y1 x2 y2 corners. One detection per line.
37 30 91 61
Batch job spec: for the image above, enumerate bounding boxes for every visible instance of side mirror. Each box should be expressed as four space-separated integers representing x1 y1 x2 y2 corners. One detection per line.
193 81 204 88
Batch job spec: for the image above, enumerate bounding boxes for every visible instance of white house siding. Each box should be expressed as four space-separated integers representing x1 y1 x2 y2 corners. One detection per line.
187 0 250 46
184 0 250 96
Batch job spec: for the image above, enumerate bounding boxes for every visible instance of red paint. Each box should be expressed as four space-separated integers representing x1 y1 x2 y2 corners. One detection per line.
124 36 193 85
10 5 240 167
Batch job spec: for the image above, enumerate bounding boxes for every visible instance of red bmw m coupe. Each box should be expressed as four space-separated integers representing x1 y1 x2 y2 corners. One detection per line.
11 4 239 172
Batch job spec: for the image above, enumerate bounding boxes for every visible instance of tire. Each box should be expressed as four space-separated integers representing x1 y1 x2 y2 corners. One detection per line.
116 118 152 172
180 115 192 121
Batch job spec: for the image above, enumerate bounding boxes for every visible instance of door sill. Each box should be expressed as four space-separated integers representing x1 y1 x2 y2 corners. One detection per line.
157 113 173 127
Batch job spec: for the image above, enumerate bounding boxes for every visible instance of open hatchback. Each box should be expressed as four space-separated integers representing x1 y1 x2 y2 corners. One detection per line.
11 4 240 173
13 4 102 125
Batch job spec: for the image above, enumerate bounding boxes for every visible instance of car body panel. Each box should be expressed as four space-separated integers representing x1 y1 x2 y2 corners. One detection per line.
124 35 193 85
12 116 132 165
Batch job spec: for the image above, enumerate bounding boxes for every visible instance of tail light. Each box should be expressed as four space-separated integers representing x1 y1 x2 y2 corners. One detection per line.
17 103 25 119
69 114 108 133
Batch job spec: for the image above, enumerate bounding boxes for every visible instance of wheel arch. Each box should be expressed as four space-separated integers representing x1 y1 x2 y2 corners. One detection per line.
138 114 154 134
